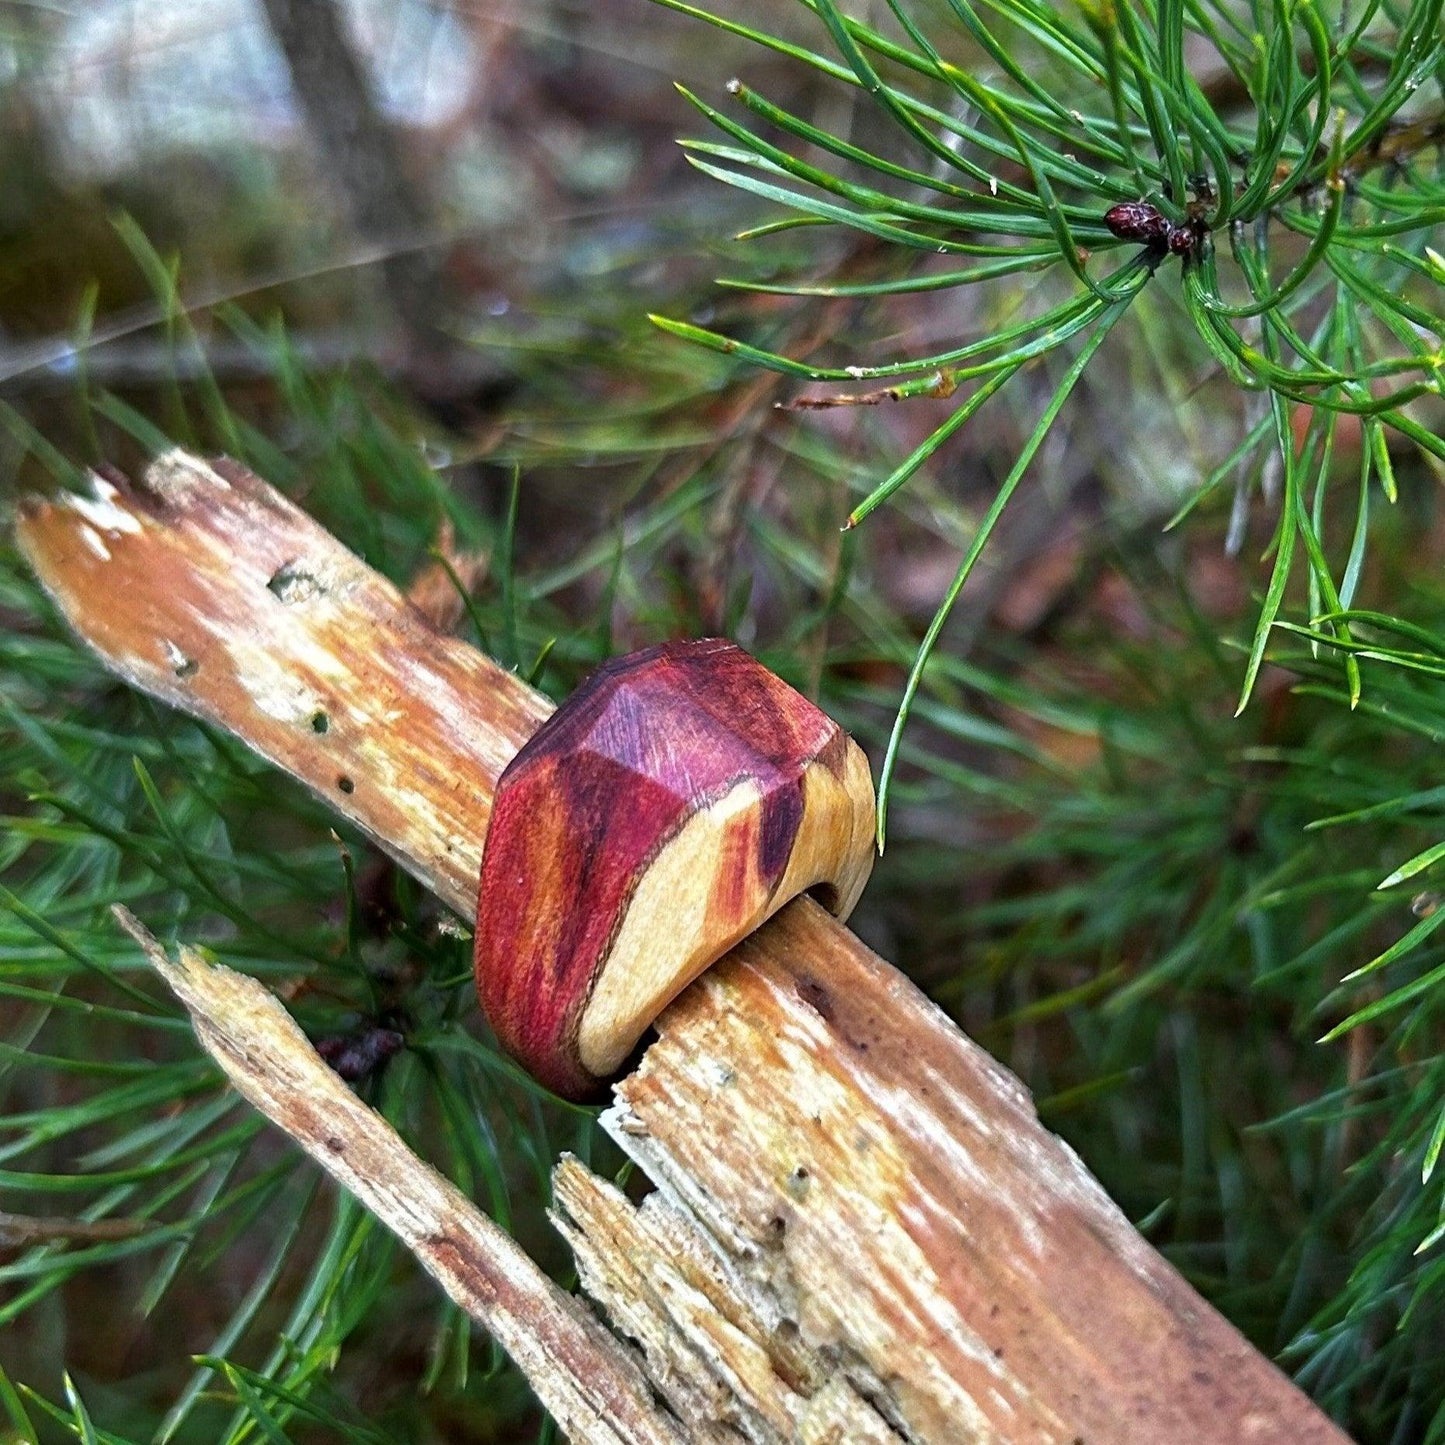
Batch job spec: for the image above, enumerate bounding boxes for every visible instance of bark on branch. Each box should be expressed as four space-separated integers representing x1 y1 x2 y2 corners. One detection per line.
15 454 1353 1444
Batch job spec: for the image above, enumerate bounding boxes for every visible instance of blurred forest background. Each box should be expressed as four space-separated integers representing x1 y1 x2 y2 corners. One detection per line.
0 0 1442 1441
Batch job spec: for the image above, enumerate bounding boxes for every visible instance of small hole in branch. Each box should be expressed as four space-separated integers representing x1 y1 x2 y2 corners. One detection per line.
267 560 322 604
337 775 355 794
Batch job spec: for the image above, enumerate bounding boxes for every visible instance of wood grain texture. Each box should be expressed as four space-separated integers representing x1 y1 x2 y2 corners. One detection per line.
15 452 550 918
14 454 1353 1444
112 910 682 1445
551 1156 900 1444
599 899 1351 1444
474 638 875 1098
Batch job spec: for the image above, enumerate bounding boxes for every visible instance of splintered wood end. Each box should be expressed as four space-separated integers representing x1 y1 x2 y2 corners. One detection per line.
16 452 552 918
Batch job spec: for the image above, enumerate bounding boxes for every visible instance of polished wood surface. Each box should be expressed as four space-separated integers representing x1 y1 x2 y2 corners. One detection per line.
474 638 874 1097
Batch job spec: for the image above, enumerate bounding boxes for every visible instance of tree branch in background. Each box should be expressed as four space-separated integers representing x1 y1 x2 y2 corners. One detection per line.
256 0 472 395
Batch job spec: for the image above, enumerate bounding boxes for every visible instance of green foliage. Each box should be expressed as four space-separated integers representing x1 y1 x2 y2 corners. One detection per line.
653 0 1443 835
637 9 1445 1419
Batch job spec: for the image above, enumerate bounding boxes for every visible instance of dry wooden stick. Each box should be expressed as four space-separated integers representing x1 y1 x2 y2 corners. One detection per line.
110 908 681 1445
17 450 548 918
15 453 1353 1444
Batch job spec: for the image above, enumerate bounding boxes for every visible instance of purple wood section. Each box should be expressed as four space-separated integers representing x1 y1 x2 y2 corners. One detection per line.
474 638 841 1098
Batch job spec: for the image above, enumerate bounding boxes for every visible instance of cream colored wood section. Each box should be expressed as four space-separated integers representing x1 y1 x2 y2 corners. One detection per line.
578 738 875 1079
776 738 875 921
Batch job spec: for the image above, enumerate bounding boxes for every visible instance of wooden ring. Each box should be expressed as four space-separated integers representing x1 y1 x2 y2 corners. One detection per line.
473 638 876 1098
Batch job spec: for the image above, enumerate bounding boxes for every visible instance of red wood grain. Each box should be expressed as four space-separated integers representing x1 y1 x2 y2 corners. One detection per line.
474 638 844 1097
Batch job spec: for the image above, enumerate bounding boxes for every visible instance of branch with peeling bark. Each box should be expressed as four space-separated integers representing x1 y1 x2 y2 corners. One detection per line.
15 453 1352 1444
108 907 680 1445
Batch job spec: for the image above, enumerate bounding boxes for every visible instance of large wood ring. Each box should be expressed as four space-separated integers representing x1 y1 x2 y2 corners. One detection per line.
473 638 875 1098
